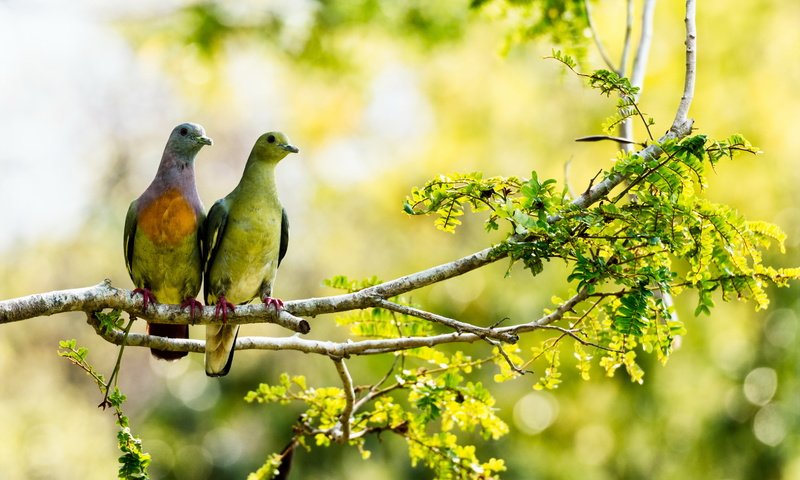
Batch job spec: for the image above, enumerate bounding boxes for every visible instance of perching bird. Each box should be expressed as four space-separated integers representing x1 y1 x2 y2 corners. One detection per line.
124 122 212 360
203 131 297 376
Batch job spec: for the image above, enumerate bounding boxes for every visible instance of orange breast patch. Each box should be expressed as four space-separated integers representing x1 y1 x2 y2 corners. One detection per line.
138 188 197 246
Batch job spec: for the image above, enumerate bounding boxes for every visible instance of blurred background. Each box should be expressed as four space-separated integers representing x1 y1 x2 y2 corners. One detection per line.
0 0 798 478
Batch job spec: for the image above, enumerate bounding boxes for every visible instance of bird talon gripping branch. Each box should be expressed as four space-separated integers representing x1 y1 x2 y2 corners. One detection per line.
180 297 204 323
262 296 284 311
213 296 236 324
131 288 157 310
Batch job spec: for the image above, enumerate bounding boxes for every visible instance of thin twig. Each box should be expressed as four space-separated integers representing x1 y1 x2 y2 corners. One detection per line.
485 337 531 375
631 0 657 91
504 288 591 335
375 299 518 343
619 0 634 75
583 0 617 70
99 315 135 409
352 357 402 412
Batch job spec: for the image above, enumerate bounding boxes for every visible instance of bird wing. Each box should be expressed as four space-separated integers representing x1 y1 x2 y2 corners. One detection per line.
278 207 289 266
123 200 138 279
203 198 229 303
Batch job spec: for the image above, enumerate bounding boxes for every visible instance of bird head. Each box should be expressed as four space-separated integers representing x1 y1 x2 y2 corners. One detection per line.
251 131 299 164
167 122 213 157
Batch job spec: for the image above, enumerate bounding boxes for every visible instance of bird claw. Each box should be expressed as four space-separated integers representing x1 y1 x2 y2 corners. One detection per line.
180 297 204 323
214 295 236 324
132 288 157 310
262 296 284 311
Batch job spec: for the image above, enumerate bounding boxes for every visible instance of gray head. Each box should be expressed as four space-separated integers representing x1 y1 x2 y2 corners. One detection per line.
165 122 213 158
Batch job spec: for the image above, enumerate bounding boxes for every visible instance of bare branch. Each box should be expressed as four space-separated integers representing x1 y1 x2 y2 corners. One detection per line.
0 280 310 333
85 286 591 357
619 0 634 75
672 0 697 129
618 0 656 147
583 0 617 71
375 299 518 343
504 288 591 335
484 337 530 375
332 358 355 443
630 0 657 91
286 246 502 317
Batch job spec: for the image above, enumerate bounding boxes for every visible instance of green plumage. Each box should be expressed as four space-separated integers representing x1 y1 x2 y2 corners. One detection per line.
203 131 297 376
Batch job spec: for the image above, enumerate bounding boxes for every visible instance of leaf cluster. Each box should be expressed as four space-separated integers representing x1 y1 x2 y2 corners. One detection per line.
245 359 508 480
403 76 797 387
471 0 590 58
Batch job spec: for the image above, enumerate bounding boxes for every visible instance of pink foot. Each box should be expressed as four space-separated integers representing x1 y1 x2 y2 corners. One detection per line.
132 288 157 310
262 296 284 311
180 297 204 323
214 295 236 323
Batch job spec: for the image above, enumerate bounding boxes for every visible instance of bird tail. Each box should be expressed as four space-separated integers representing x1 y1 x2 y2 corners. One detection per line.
147 323 189 360
205 324 239 376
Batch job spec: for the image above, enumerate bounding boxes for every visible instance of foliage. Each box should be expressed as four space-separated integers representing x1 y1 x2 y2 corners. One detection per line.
133 45 796 479
16 2 797 479
241 275 514 478
124 0 475 70
58 337 151 480
245 363 508 480
403 60 799 392
470 0 590 58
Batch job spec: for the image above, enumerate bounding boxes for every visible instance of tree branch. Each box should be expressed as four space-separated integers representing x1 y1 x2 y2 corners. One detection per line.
375 299 518 343
84 288 589 356
583 0 617 71
332 358 355 443
0 279 310 333
672 0 697 129
619 0 634 75
630 0 656 91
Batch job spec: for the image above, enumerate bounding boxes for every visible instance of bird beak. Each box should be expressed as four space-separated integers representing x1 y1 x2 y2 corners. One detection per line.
280 143 299 153
196 135 213 146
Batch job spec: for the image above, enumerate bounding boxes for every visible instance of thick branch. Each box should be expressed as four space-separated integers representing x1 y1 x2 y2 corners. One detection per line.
88 288 588 355
0 279 310 333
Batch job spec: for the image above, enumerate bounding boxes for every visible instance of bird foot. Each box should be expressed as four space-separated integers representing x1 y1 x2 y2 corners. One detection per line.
262 296 284 311
180 297 204 323
214 296 236 323
132 288 157 310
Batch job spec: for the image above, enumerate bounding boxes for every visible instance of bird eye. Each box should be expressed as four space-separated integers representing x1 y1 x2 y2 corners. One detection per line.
267 135 275 143
180 127 188 136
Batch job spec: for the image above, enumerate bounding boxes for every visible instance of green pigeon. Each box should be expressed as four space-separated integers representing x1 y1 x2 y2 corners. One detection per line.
124 122 212 360
203 131 297 376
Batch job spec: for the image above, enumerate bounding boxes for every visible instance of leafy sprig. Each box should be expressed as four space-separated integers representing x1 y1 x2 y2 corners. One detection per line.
58 339 151 479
